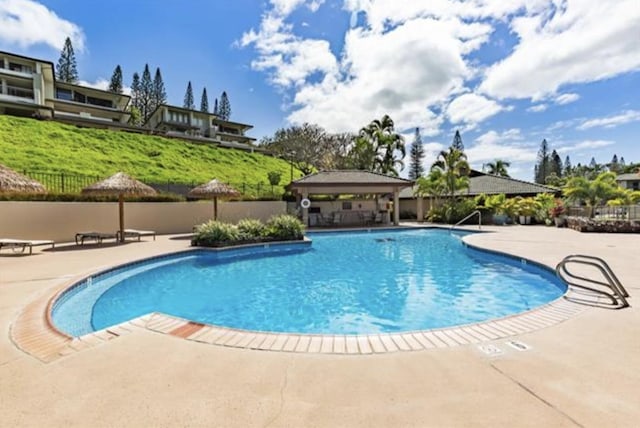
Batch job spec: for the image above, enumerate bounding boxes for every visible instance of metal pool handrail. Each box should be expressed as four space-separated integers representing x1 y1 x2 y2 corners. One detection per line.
450 210 481 231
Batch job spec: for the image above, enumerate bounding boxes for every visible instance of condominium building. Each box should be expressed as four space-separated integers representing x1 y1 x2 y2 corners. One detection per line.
145 104 257 149
0 51 131 126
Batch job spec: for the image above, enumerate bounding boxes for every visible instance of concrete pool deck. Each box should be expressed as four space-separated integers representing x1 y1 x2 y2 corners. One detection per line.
0 225 638 427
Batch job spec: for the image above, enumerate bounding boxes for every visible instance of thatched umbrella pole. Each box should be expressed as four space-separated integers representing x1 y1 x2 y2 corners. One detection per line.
188 179 240 221
82 172 157 243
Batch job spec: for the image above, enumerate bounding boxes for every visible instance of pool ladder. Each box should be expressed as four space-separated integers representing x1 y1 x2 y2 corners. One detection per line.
556 255 630 308
450 210 482 231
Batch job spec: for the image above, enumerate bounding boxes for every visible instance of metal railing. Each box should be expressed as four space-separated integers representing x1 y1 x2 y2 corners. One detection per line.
556 254 629 308
450 210 481 231
6 85 34 99
566 205 640 220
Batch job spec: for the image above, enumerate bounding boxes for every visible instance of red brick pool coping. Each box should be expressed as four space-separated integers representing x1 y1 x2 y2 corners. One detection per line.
10 238 590 363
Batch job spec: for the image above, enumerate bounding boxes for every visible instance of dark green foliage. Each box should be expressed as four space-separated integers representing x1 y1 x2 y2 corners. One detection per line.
609 154 620 173
451 130 464 151
108 65 123 94
152 68 167 113
408 127 425 180
534 138 550 184
200 87 209 113
426 198 476 224
356 115 405 176
550 149 563 177
218 91 231 120
192 215 304 247
267 171 282 186
213 98 219 115
184 81 195 110
140 64 153 121
56 37 78 83
564 155 572 176
130 72 141 112
265 214 305 240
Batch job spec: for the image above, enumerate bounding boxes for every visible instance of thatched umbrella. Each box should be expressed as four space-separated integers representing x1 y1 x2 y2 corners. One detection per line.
82 172 157 242
0 164 47 194
188 179 240 220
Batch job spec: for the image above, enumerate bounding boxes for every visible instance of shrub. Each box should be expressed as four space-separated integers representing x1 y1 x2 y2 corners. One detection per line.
237 218 266 240
192 220 240 246
426 198 476 224
265 214 305 240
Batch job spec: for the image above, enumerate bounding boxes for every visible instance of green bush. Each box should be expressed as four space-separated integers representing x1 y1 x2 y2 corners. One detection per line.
427 198 476 224
265 214 305 240
192 220 240 246
237 218 266 239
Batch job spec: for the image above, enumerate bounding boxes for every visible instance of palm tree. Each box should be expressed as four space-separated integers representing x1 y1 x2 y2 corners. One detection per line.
485 159 511 177
431 148 470 199
358 115 405 176
563 172 621 217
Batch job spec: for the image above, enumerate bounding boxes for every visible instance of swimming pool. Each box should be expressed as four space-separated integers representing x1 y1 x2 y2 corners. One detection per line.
52 228 567 337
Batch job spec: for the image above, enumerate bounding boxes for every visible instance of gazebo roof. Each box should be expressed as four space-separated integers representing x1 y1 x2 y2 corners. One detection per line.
187 179 240 199
0 164 47 194
81 172 157 196
290 170 413 186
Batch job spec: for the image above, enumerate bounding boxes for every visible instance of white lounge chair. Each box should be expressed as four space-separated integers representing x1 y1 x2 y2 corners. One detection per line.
0 239 55 255
117 229 156 241
75 232 118 245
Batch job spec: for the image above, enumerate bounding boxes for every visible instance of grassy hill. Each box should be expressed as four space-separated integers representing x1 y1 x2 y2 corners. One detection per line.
0 115 299 195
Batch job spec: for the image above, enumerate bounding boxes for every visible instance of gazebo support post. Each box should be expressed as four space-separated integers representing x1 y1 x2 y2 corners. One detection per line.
417 196 424 223
118 193 125 243
213 196 218 221
393 189 400 226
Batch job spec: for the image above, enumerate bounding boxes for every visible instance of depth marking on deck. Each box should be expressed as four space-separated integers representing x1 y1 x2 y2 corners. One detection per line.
478 344 503 356
506 340 531 351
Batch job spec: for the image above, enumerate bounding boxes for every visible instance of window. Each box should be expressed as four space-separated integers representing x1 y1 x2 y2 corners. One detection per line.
342 202 352 210
73 92 86 103
87 96 113 108
56 88 72 101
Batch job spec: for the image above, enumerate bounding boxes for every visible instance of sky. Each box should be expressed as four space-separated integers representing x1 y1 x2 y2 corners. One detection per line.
1 0 639 180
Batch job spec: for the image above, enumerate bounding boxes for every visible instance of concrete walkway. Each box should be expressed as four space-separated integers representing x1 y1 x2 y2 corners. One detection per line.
0 226 638 427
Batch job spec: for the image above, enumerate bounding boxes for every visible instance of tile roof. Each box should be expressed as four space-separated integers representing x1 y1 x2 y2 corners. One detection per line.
291 170 413 186
400 172 559 198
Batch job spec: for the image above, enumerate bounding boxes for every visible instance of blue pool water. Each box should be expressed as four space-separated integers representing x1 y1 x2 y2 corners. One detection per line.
52 229 566 336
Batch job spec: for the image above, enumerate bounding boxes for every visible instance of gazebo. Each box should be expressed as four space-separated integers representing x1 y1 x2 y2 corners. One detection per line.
0 164 47 194
287 170 413 226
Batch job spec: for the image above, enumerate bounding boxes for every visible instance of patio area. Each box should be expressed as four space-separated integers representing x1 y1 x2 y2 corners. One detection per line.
0 225 638 427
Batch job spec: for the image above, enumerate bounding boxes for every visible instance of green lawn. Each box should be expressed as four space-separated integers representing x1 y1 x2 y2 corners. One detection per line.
0 115 299 195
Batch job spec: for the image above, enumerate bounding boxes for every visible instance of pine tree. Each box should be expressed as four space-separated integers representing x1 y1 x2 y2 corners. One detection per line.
408 127 425 180
550 150 563 177
451 130 464 151
200 87 209 113
534 139 550 184
151 67 167 114
140 64 153 121
620 156 626 167
589 157 597 169
184 81 195 110
130 72 141 111
564 155 572 176
213 98 219 115
56 37 79 83
218 91 231 120
610 154 620 173
108 65 123 94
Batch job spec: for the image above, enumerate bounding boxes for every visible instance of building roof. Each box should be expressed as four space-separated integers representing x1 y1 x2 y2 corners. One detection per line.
400 171 559 198
55 81 131 100
616 173 640 181
144 104 253 130
292 170 413 186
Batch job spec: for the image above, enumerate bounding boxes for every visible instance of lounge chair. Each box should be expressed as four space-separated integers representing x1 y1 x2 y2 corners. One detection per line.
75 232 118 245
117 229 156 241
0 239 55 255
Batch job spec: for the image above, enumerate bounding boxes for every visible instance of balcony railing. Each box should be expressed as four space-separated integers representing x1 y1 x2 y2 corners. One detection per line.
5 85 34 99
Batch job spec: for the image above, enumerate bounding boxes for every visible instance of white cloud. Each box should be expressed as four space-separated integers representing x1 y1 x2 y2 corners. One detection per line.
556 140 615 154
467 128 537 167
527 104 547 113
0 0 85 51
446 93 504 128
554 93 580 105
78 78 131 96
577 110 640 130
480 0 640 100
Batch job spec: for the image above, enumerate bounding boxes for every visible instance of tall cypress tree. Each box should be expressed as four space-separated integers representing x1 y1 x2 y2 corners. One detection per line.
200 87 209 113
534 139 550 184
56 37 79 83
451 130 464 151
218 91 231 120
213 98 219 116
550 149 563 177
610 154 620 173
408 127 425 180
108 65 123 94
130 72 141 111
140 64 153 121
152 67 167 114
184 81 195 110
564 155 572 176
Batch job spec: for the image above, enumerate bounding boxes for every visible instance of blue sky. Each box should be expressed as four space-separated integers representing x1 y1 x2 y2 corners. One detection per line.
1 0 639 180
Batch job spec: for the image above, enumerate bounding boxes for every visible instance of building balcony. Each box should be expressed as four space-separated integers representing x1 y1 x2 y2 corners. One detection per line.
1 85 34 101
